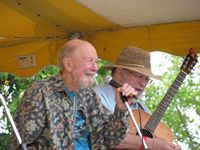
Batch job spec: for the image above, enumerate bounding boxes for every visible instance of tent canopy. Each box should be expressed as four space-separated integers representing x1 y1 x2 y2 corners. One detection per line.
0 0 200 77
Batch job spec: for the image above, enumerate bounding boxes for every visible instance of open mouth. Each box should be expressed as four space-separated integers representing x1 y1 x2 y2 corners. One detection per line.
85 72 96 77
86 74 95 78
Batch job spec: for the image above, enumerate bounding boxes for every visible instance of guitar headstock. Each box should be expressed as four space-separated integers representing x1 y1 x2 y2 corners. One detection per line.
180 48 198 74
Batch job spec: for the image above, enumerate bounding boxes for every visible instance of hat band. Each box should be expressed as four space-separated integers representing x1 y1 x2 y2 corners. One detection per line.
115 63 148 68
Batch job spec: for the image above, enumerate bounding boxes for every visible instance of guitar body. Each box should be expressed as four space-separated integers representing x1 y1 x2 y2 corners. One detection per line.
129 109 173 142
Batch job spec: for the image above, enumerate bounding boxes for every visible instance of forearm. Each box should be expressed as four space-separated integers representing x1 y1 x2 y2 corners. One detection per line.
114 133 182 150
114 133 142 149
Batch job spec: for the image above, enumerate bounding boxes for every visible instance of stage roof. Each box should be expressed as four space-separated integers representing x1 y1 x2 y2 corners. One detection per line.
0 0 200 77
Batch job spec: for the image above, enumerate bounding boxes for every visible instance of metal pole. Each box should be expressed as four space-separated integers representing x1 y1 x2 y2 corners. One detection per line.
124 101 148 150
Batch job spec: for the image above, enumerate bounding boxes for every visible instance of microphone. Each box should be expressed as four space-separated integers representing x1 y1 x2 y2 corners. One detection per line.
104 76 121 88
104 76 137 99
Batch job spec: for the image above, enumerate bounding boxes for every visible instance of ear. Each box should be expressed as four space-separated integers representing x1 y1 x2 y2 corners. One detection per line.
63 57 72 72
117 68 123 74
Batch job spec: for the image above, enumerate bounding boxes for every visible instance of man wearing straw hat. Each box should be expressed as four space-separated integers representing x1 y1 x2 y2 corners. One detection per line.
94 47 182 150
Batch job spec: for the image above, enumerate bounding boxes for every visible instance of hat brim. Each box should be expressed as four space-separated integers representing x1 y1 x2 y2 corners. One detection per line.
104 64 161 80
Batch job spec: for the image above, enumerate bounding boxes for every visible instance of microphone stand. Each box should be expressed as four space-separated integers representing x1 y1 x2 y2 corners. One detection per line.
121 94 148 150
0 92 27 150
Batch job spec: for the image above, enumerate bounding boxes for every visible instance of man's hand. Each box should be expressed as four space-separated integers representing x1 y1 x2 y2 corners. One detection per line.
147 137 182 150
115 83 138 110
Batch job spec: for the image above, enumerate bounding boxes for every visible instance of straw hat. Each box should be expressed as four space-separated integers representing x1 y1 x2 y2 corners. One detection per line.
104 46 160 80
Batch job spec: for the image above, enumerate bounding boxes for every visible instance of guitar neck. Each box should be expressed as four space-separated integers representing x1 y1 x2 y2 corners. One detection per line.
144 70 187 133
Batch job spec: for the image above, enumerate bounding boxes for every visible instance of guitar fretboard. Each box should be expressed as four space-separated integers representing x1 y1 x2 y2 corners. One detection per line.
144 70 187 132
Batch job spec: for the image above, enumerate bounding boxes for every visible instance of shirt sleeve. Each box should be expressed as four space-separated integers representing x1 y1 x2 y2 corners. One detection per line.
93 84 116 113
9 81 46 149
103 105 129 148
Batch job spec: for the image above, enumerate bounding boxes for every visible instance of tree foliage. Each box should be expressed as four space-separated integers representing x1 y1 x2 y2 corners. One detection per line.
0 54 199 150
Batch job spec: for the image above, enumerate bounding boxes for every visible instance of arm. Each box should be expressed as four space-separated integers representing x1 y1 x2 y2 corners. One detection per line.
77 87 129 149
78 83 138 148
103 83 137 148
9 82 46 149
114 131 182 150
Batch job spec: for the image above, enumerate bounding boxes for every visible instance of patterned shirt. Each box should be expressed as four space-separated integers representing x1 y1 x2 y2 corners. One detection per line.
9 74 129 150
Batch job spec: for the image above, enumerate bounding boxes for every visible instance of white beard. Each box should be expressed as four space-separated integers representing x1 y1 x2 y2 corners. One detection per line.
74 75 94 88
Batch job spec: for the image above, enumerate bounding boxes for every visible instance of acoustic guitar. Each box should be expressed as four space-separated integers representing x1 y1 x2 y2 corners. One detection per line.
110 48 198 149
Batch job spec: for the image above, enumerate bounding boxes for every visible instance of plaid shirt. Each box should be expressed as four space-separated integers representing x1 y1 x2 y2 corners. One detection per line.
9 74 129 150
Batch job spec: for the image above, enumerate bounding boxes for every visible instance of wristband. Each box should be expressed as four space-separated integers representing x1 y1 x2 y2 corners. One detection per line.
140 136 148 150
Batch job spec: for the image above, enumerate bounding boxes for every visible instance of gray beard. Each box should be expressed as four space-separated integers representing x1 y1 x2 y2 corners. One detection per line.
75 76 94 88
